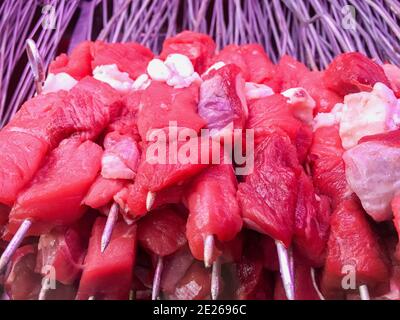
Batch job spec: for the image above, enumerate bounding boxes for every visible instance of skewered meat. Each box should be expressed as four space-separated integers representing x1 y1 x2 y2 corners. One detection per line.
6 137 102 236
1 29 400 301
76 217 137 300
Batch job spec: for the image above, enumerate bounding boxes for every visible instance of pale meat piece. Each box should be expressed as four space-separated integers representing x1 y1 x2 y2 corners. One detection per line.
343 130 400 221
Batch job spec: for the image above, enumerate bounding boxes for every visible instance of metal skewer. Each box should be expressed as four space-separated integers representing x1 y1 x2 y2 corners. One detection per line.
0 219 32 273
204 234 222 299
146 191 156 212
275 241 295 300
211 257 221 300
100 202 119 252
204 234 215 268
38 284 48 301
359 284 370 300
0 39 43 275
310 268 325 300
151 256 164 300
26 39 45 95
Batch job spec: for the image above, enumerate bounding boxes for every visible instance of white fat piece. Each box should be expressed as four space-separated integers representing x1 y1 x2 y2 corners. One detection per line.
42 72 78 94
339 82 400 149
313 103 344 131
282 87 316 125
132 74 151 90
93 64 135 92
146 54 201 89
147 59 171 81
164 53 194 78
245 82 274 100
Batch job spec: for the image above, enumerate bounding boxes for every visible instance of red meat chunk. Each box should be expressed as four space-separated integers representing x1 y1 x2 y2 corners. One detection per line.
91 41 154 80
383 63 400 98
299 71 343 113
294 170 331 266
167 262 211 300
0 131 48 206
268 55 310 92
246 94 312 163
7 138 102 236
211 44 275 84
324 52 391 96
76 217 137 300
160 245 194 294
392 194 400 259
161 31 216 74
260 235 279 272
237 132 300 247
4 245 41 300
137 207 187 257
0 204 9 227
0 77 121 206
8 77 121 147
108 90 142 140
126 137 212 218
67 76 123 129
309 125 351 208
49 41 93 80
137 82 205 141
235 258 267 300
185 163 242 262
83 176 126 209
35 215 94 285
321 197 390 298
124 182 185 219
199 64 247 134
234 231 274 300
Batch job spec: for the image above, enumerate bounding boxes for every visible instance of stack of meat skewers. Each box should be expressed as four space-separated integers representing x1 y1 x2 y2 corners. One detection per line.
0 31 400 300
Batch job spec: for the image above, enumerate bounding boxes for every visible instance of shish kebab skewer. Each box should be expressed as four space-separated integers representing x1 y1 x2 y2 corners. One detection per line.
152 256 164 300
27 39 49 300
100 202 120 253
136 207 188 300
26 39 45 95
0 39 108 291
4 30 382 301
0 38 43 274
17 42 107 301
204 234 221 300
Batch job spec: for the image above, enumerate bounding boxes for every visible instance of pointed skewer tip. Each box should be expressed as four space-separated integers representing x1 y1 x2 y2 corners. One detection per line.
275 241 295 300
310 268 325 300
26 39 44 94
151 256 164 301
204 235 215 268
100 203 119 253
146 191 156 212
0 219 32 274
359 284 370 300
